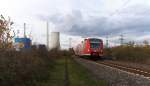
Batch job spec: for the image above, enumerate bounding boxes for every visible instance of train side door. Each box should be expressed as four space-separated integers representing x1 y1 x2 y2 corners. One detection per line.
83 39 90 54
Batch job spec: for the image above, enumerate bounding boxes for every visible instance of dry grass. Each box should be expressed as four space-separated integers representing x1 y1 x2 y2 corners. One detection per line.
104 45 150 63
0 45 75 86
0 47 52 86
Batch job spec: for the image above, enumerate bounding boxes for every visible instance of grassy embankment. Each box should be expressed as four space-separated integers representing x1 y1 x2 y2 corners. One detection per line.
104 44 150 64
43 56 107 86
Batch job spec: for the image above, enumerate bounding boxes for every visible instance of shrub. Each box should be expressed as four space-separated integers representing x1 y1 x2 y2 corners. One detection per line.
104 45 150 63
0 48 52 86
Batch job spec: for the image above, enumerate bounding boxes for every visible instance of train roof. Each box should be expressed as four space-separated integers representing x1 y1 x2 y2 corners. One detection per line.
84 37 102 40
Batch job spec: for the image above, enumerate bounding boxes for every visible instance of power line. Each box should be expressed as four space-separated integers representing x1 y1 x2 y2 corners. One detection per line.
69 38 72 49
108 0 131 46
105 0 132 40
110 0 131 16
120 34 124 45
106 36 109 48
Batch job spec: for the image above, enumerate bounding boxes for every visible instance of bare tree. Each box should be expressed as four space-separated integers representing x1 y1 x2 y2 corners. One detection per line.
0 15 14 49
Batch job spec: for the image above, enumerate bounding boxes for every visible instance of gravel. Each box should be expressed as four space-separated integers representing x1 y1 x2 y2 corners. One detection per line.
73 57 150 86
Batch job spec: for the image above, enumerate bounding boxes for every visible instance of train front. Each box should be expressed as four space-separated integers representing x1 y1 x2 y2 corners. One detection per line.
89 38 103 57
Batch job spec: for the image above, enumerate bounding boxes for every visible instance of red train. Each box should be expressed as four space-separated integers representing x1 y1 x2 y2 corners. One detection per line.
75 38 103 58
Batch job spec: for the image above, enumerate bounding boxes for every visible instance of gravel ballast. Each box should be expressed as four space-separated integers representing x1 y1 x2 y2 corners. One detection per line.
73 57 150 86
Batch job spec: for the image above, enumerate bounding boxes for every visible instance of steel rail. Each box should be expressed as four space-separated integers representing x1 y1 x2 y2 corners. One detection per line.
97 61 150 78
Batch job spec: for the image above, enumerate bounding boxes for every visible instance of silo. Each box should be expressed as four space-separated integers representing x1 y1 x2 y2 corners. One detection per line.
49 32 60 50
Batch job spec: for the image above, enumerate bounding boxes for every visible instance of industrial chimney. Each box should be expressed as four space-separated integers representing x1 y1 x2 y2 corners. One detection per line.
49 32 60 50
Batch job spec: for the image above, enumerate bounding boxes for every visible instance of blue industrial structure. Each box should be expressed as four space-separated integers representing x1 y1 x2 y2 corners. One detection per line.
15 38 32 49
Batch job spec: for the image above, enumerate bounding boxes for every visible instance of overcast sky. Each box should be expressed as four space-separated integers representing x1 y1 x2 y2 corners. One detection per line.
0 0 150 48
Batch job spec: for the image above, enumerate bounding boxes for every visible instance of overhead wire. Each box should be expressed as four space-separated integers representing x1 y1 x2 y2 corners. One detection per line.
109 0 131 17
107 0 132 46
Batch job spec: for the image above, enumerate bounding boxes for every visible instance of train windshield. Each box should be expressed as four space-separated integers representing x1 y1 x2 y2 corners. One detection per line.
90 39 101 49
90 43 100 49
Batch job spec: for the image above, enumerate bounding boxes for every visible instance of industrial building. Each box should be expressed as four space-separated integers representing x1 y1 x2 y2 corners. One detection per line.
14 38 32 51
49 32 60 50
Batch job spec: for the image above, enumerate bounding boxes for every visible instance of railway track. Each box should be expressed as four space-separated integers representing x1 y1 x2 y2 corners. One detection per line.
96 60 150 79
74 57 150 85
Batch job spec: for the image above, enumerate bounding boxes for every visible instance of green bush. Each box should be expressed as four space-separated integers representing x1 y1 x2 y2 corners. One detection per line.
0 48 52 86
104 45 150 63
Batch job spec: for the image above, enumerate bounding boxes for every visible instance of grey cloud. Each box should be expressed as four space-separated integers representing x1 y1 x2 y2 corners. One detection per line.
119 4 150 15
37 8 150 38
37 13 64 24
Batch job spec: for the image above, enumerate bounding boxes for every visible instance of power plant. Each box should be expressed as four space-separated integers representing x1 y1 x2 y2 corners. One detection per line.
13 22 61 51
49 32 60 50
14 23 32 51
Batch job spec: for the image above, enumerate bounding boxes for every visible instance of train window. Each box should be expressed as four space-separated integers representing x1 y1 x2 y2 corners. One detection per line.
90 39 101 43
90 39 101 49
90 43 100 49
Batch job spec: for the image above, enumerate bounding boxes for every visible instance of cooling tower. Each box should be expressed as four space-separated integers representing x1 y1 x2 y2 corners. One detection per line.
49 32 60 50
